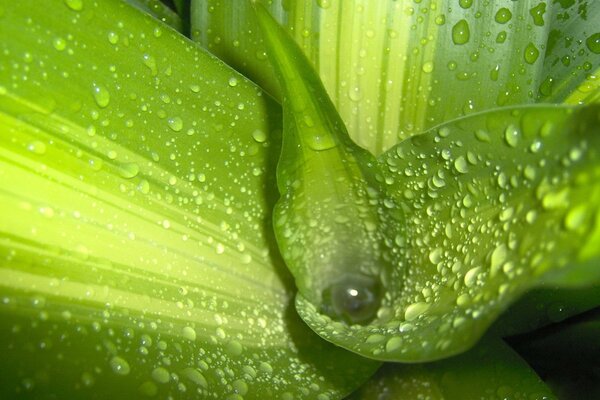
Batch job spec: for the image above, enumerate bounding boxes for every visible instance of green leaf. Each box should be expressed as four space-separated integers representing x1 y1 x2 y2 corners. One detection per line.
296 104 600 361
0 1 379 398
348 338 556 400
191 0 599 154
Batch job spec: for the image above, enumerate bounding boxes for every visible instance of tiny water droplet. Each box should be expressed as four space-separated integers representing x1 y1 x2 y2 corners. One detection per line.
316 0 331 9
92 84 110 108
228 77 238 87
452 19 470 45
142 54 158 76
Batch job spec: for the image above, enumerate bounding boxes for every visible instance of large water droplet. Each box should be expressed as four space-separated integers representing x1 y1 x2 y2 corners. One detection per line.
109 356 130 375
495 8 512 24
92 84 110 108
586 32 600 54
452 19 470 45
321 273 382 325
524 42 540 64
64 0 83 11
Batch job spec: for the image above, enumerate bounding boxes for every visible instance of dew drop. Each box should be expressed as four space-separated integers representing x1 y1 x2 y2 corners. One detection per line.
142 54 158 76
228 77 238 87
494 8 512 24
504 124 520 147
565 205 587 231
119 162 139 179
524 42 540 64
452 19 470 45
92 84 110 108
529 2 546 26
167 117 183 132
586 33 600 54
53 37 66 51
182 326 197 341
252 129 267 143
404 302 430 321
316 0 331 9
107 31 119 44
181 368 208 388
321 273 382 325
27 141 47 155
458 0 472 9
454 156 469 174
151 367 170 384
232 379 248 395
464 267 481 287
109 356 130 375
385 337 403 352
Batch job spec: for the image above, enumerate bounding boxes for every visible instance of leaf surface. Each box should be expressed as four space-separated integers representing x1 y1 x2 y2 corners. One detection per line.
0 1 379 398
296 104 600 361
191 0 600 154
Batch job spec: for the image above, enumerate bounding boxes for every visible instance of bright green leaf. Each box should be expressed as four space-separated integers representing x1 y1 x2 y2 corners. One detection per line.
296 104 600 361
125 0 183 31
348 338 556 400
191 0 599 154
0 1 379 398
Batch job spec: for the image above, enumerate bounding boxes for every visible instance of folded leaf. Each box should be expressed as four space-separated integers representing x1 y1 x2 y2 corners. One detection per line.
297 104 600 361
0 1 379 398
191 0 599 154
348 338 556 400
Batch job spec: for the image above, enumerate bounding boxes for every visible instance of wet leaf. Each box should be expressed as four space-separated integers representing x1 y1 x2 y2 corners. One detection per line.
348 338 556 400
296 104 600 361
191 0 600 154
0 1 379 398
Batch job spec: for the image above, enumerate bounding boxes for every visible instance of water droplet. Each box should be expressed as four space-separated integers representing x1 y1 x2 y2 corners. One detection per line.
142 54 157 76
228 77 238 87
167 117 183 132
464 267 481 287
151 367 170 384
529 3 546 26
182 326 196 341
490 244 507 275
565 205 587 231
109 356 130 375
27 141 47 155
252 129 267 143
452 19 470 45
459 0 472 9
53 37 66 51
119 162 139 179
504 124 520 147
181 368 207 388
422 61 434 73
92 84 110 108
454 156 469 174
321 273 382 325
232 379 248 395
138 381 158 397
64 0 83 11
404 302 430 321
495 7 512 24
107 31 119 44
524 42 540 64
586 32 600 54
226 340 243 356
385 337 403 352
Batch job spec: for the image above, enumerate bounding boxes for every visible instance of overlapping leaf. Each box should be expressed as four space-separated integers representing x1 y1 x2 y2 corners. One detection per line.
191 0 600 154
296 104 600 361
0 1 379 398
